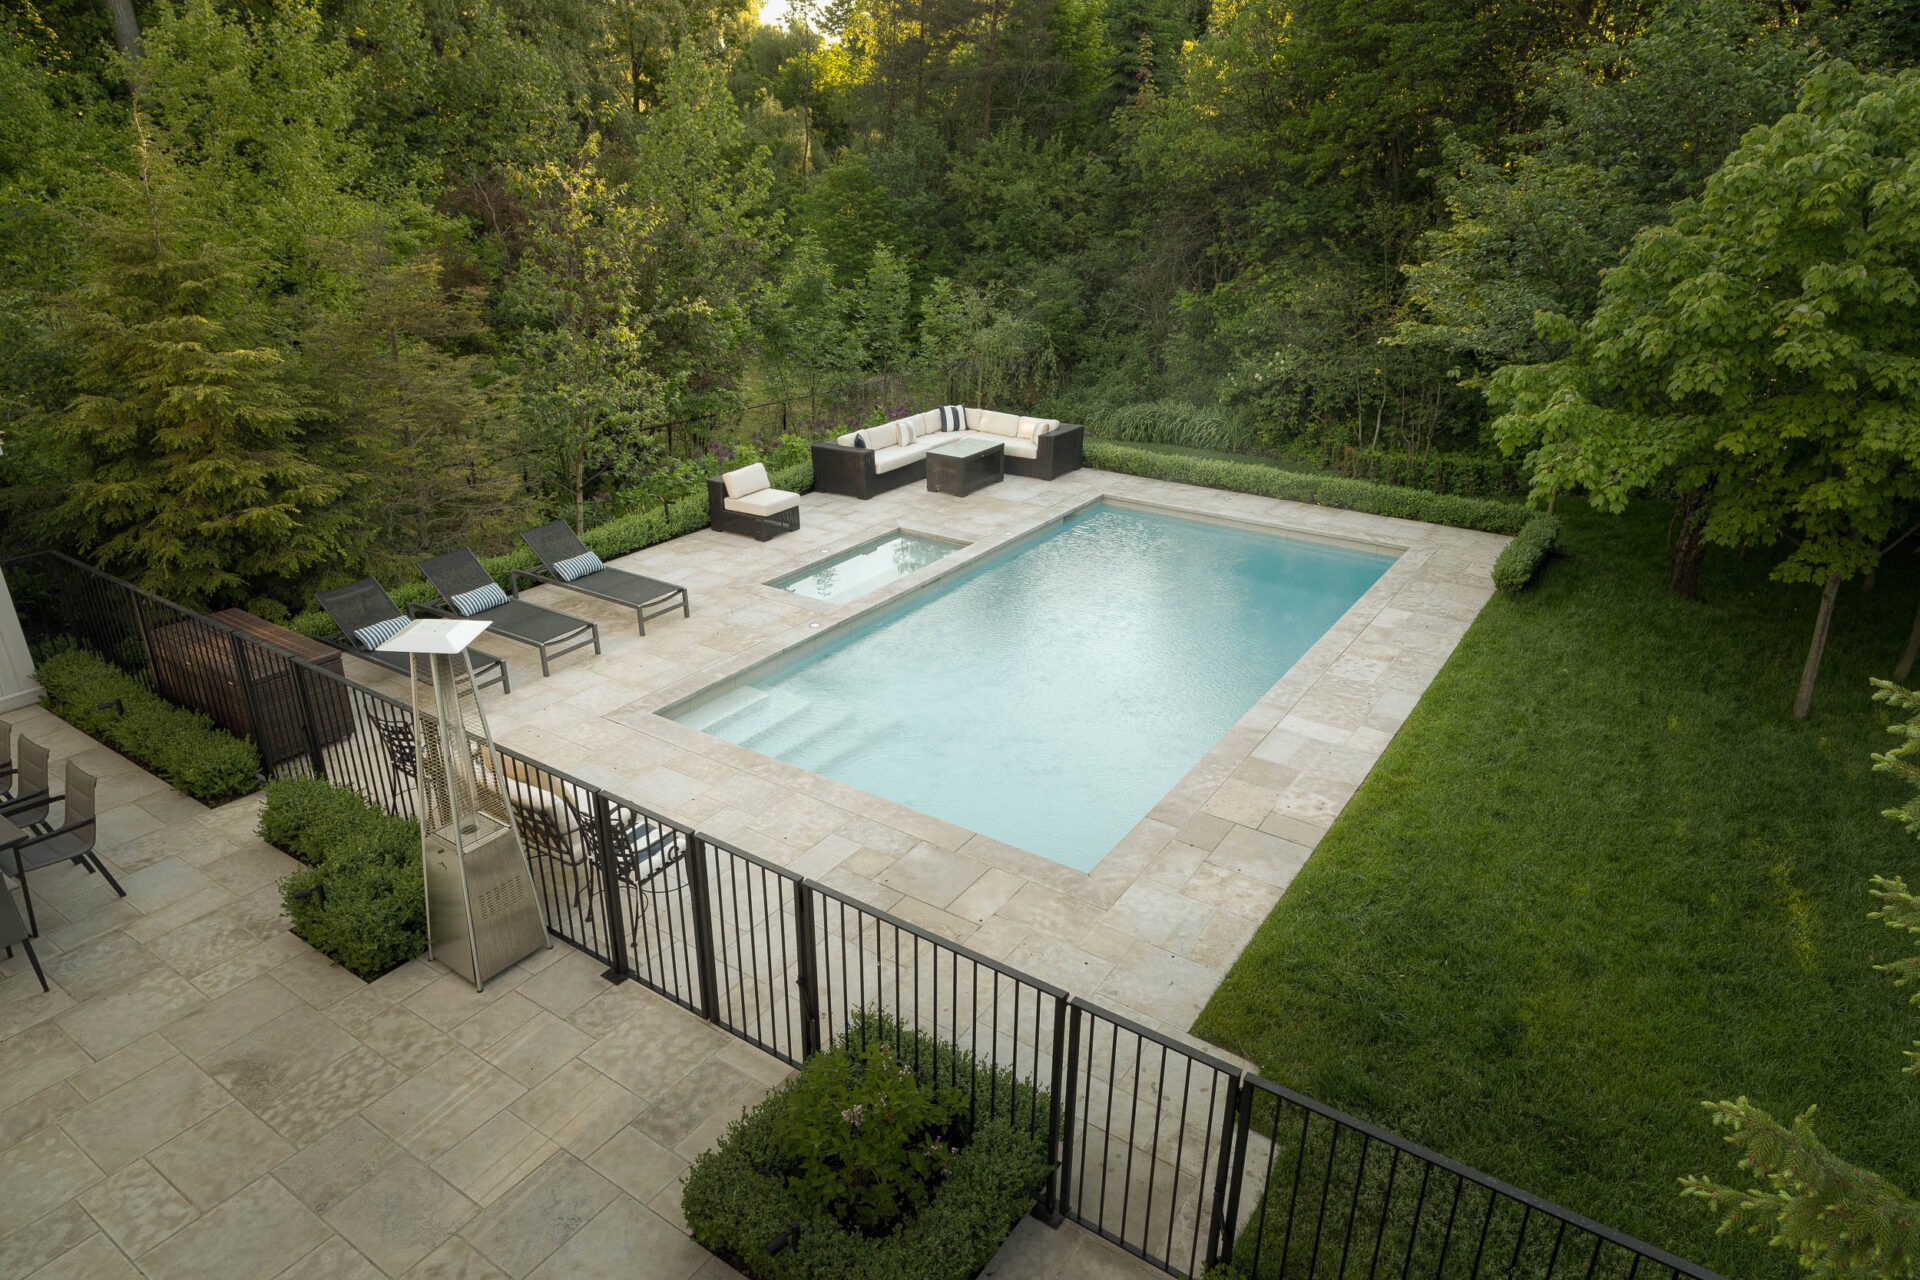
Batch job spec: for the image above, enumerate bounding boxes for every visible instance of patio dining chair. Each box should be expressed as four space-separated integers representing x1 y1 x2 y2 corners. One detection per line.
511 522 690 637
2 762 123 936
0 737 53 834
314 579 510 694
418 550 600 678
0 715 15 791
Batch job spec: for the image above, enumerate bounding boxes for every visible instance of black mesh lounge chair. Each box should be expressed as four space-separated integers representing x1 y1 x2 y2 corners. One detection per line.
510 522 690 636
419 550 601 677
2 763 123 937
315 579 510 695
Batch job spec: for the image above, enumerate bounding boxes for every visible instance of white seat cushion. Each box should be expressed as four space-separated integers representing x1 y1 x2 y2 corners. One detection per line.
1002 437 1040 460
871 444 920 474
723 463 769 498
968 408 1022 437
725 488 800 517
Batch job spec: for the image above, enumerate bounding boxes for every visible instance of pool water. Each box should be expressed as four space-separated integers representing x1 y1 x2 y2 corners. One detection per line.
770 531 963 602
671 503 1394 871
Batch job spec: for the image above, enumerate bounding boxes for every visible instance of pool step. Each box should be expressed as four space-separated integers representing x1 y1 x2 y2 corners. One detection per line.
741 706 861 767
682 686 811 744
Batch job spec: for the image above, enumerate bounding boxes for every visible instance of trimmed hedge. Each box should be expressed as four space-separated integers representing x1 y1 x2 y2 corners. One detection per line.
263 777 425 979
1329 445 1524 498
683 1015 1050 1280
1083 440 1559 592
1491 514 1561 593
287 458 813 637
36 647 262 801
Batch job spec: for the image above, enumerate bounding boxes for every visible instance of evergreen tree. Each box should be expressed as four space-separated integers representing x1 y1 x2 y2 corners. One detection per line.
49 115 344 607
304 249 532 567
851 243 912 375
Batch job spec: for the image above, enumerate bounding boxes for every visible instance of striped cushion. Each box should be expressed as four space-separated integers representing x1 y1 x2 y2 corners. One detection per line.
353 616 407 650
940 404 966 431
554 551 604 582
450 582 509 616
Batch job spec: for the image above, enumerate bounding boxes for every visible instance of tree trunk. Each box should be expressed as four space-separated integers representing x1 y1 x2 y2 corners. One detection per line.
102 0 141 58
574 455 586 535
1793 572 1843 720
1668 490 1708 599
1896 595 1920 682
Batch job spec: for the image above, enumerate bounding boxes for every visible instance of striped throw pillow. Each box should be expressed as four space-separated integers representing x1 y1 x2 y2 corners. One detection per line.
353 616 407 650
450 582 509 616
941 404 966 431
554 551 604 582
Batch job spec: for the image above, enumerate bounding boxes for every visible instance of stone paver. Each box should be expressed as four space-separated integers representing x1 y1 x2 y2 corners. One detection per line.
0 713 1161 1276
2 464 1494 1277
341 466 1501 1039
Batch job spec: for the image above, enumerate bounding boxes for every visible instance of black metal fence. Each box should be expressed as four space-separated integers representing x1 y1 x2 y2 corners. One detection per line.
1 550 1726 1280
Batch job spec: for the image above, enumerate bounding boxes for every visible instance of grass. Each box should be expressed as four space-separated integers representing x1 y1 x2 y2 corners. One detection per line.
1194 498 1920 1279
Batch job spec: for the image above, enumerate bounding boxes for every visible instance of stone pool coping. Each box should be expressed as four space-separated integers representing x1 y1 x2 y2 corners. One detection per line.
349 466 1507 1040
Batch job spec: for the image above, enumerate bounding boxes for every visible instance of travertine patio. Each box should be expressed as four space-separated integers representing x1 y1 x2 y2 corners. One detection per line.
356 466 1504 1038
0 705 1167 1278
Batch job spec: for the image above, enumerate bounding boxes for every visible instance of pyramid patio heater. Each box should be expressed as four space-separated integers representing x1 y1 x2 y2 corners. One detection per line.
380 619 549 989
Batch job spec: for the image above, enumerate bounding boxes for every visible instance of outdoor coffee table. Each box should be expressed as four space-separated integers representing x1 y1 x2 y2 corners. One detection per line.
926 437 1004 497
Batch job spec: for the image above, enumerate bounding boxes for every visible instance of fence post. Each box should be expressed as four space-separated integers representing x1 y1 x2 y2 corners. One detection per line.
589 792 631 982
287 664 329 780
126 583 156 683
685 836 722 1024
1208 1075 1253 1268
1055 1002 1084 1224
228 631 273 771
792 879 823 1060
1043 997 1069 1223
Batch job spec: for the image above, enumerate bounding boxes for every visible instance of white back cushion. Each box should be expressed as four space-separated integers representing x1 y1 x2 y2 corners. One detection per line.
1017 416 1058 440
897 418 917 445
723 463 769 498
916 409 944 435
973 409 1022 437
864 422 900 450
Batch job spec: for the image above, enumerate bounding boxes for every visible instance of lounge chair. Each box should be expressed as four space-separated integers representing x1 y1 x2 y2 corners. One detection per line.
708 463 801 540
510 522 690 636
315 579 510 694
418 550 601 677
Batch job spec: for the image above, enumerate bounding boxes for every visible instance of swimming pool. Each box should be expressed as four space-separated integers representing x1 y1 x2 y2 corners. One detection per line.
769 530 963 602
669 502 1395 871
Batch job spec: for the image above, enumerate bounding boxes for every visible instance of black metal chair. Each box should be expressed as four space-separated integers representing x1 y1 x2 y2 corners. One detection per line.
315 579 510 694
511 522 690 636
0 883 47 993
0 715 15 792
418 550 600 678
2 763 123 936
0 737 52 834
365 700 419 801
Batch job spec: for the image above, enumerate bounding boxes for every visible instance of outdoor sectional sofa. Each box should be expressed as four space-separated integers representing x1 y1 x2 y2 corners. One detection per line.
810 406 1085 500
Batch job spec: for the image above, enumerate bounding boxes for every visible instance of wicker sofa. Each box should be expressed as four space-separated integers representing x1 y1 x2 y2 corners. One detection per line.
810 406 1085 500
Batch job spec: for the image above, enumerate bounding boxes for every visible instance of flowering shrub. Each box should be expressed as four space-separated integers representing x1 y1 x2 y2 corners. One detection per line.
769 1041 965 1234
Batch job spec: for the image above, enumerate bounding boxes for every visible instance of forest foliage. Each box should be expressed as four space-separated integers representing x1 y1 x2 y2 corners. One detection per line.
1 0 1915 613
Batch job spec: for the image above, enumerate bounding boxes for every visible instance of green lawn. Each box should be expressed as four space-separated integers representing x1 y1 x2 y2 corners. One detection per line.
1195 499 1920 1279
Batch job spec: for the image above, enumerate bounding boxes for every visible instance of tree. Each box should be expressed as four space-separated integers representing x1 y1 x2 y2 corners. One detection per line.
48 115 346 607
304 249 532 567
1489 63 1920 716
851 243 912 375
1680 677 1920 1278
504 138 667 533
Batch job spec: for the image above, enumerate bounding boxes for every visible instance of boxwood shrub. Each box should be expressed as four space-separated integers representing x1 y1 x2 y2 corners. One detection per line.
285 457 814 638
36 647 261 801
683 1013 1051 1280
1083 440 1560 591
263 777 425 979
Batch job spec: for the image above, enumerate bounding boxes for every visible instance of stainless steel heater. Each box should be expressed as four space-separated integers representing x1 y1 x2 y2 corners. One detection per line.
379 619 549 989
